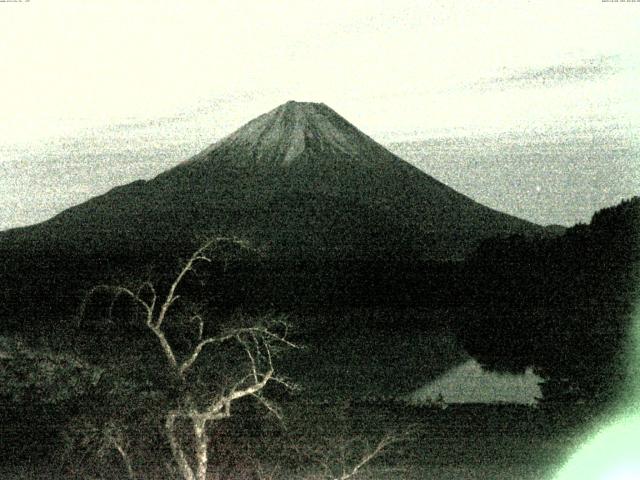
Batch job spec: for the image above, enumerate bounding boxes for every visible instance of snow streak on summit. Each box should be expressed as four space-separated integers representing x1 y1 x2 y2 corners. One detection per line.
194 101 368 167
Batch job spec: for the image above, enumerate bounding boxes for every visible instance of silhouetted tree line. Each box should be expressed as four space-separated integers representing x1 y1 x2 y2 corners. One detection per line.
456 197 640 405
0 237 463 340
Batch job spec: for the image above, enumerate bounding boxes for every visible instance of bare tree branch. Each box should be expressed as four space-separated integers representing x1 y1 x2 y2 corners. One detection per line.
269 374 299 391
81 285 153 326
251 392 283 420
192 315 204 341
334 434 396 480
148 324 179 371
178 335 231 377
179 322 297 377
166 411 196 480
238 334 259 383
136 281 157 314
79 237 300 480
155 238 217 330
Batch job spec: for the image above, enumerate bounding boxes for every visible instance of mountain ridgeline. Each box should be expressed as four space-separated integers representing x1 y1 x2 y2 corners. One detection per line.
1 101 544 263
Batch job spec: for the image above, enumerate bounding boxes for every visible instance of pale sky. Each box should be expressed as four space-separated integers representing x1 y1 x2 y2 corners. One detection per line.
1 0 639 229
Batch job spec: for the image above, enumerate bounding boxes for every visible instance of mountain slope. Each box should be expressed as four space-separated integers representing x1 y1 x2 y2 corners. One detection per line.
1 101 543 261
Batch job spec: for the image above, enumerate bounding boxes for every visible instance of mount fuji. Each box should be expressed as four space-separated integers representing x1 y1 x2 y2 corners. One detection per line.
1 101 544 262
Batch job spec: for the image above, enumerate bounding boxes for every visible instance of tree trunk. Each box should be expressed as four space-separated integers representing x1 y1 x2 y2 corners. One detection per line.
193 417 209 480
114 441 136 480
166 411 196 480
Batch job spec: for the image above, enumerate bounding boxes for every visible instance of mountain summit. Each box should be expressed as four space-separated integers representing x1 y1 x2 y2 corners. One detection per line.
188 101 373 168
1 101 544 261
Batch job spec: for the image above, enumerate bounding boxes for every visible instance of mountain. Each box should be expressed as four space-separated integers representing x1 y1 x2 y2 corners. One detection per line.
1 101 544 262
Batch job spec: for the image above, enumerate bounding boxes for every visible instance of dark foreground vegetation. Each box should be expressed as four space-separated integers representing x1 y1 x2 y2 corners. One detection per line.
457 196 640 404
1 197 638 478
1 400 606 480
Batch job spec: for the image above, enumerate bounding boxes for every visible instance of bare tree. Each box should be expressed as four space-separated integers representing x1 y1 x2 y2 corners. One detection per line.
257 430 406 480
62 416 136 480
304 433 401 480
80 238 297 480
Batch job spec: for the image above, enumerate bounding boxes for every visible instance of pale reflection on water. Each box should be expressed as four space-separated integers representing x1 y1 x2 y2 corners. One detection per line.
407 358 542 405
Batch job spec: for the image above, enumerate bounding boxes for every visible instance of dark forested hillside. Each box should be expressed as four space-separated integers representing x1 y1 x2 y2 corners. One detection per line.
456 197 640 405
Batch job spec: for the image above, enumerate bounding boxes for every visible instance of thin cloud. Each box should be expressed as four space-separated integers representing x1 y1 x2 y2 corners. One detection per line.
473 55 618 91
105 92 261 133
